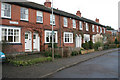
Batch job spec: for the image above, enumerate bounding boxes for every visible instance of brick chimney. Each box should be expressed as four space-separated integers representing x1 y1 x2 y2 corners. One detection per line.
44 0 51 8
76 10 81 17
95 18 99 23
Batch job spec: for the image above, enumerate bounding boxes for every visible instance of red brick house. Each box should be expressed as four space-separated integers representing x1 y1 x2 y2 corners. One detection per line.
0 0 107 54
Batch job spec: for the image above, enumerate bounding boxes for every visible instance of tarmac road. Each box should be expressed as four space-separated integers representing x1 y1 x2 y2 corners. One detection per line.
48 51 118 78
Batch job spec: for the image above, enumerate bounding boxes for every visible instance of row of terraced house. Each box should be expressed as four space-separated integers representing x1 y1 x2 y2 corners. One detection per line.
0 0 107 54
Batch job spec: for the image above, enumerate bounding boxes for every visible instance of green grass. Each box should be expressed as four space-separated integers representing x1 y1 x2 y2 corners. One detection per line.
7 57 52 66
6 53 52 66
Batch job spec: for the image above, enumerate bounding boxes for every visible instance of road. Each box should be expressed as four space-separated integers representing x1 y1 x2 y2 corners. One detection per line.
47 51 118 78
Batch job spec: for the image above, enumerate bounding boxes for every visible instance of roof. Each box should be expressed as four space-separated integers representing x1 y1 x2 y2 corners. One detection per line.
6 1 106 28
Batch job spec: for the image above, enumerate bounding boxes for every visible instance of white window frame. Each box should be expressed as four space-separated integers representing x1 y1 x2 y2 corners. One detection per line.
64 17 68 27
45 30 58 43
1 3 11 19
84 34 90 43
20 7 28 21
36 11 43 23
72 19 76 28
86 23 89 31
92 35 95 43
79 21 82 30
104 28 106 33
97 26 99 32
0 26 21 43
64 32 73 43
100 27 102 33
50 14 55 25
92 25 95 32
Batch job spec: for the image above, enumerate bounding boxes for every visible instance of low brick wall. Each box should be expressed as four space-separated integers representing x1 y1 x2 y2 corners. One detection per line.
81 49 95 55
46 47 81 57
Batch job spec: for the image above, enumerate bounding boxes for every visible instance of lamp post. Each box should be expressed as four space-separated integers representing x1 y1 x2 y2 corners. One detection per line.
51 0 54 61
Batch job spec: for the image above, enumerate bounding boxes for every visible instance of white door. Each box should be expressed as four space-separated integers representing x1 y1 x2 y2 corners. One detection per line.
76 35 78 47
79 35 82 48
33 33 40 52
25 32 32 52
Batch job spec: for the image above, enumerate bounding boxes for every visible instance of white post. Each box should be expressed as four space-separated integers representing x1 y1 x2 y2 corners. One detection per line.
52 0 54 61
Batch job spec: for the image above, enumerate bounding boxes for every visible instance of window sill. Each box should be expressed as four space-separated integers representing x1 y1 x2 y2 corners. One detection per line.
44 43 58 44
1 17 11 20
2 43 22 45
20 20 29 22
50 24 56 26
36 22 43 24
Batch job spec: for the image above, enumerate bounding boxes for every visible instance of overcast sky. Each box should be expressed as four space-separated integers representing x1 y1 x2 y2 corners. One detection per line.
28 0 119 30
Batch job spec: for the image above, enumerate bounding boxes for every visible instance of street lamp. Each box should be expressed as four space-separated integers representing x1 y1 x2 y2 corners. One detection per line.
51 0 54 61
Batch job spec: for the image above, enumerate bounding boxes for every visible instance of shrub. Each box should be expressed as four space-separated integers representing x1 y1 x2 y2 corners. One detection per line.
88 41 93 49
82 41 89 50
109 44 117 48
117 44 120 48
114 38 119 44
71 51 79 56
43 51 61 58
48 43 58 48
93 42 102 51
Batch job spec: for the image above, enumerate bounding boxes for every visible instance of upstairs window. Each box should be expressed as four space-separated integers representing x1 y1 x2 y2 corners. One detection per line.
36 11 43 23
92 25 95 32
72 19 76 28
86 23 89 31
64 17 68 27
21 7 28 21
100 27 102 33
97 26 99 32
1 3 11 18
79 21 82 30
50 14 55 25
104 28 106 33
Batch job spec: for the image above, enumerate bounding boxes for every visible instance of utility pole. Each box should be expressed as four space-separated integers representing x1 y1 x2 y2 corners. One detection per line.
51 0 54 61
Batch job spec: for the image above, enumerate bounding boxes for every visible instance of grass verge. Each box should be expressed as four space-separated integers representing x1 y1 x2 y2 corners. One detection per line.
7 57 52 66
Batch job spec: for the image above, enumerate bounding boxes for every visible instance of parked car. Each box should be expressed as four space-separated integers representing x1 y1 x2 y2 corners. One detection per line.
0 51 6 62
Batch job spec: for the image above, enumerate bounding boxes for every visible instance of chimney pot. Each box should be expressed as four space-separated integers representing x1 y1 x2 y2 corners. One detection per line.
95 18 99 23
76 10 81 17
44 0 51 8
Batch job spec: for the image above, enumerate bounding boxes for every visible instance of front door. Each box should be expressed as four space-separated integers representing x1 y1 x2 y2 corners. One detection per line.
25 32 32 52
33 33 40 52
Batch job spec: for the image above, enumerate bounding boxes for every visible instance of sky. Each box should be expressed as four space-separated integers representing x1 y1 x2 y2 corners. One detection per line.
28 0 119 30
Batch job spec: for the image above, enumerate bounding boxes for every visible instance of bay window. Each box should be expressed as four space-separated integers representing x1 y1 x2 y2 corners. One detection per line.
1 3 11 18
45 30 57 43
0 26 21 43
64 32 73 43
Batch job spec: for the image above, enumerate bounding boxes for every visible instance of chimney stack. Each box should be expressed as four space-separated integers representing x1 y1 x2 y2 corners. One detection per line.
44 0 51 8
95 18 99 23
76 10 81 17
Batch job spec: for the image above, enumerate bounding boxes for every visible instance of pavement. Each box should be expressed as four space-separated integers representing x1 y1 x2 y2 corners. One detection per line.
2 48 119 78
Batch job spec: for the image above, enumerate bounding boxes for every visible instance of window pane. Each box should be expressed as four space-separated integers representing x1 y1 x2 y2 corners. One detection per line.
8 36 13 42
14 36 19 42
25 34 28 39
